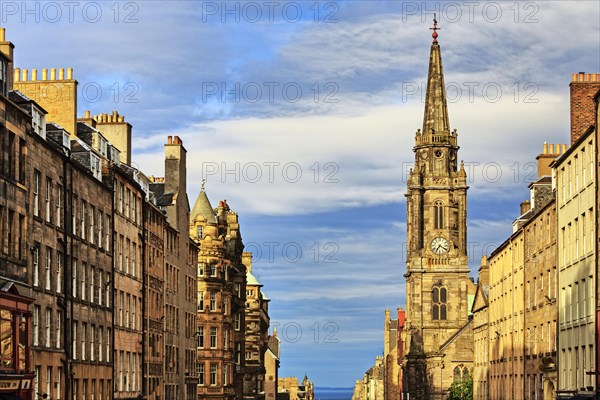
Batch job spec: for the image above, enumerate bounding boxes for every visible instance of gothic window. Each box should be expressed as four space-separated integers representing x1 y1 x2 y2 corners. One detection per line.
434 200 444 229
432 284 447 320
454 367 461 382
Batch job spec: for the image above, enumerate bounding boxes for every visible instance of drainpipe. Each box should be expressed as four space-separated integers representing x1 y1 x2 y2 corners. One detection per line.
594 116 599 397
110 168 116 400
61 143 73 400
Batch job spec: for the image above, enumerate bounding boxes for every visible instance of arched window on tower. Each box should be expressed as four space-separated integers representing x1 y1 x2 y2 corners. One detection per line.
434 200 444 229
432 284 447 320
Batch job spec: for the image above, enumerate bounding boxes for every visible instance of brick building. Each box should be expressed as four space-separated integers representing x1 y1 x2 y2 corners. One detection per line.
570 73 600 144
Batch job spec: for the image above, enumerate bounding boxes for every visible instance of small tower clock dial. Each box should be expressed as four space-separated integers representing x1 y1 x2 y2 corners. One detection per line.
431 237 449 255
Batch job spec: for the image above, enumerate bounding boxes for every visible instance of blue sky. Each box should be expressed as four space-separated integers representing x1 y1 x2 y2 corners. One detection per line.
3 0 600 388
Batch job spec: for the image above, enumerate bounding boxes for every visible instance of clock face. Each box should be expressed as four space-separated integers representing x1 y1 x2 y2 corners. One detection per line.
431 237 449 255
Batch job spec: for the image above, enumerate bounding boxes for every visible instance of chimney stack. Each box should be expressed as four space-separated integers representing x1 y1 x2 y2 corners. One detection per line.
0 28 15 91
520 200 531 215
570 72 600 143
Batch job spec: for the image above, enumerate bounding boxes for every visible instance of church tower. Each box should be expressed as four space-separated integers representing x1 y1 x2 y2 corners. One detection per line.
402 17 475 399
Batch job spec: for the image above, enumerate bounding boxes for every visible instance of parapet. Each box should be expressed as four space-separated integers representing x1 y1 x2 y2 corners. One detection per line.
14 67 74 82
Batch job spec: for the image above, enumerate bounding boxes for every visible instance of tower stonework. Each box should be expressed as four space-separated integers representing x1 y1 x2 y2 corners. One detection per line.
402 21 476 399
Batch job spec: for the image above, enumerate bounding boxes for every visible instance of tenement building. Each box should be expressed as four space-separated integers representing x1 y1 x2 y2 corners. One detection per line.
1 25 282 400
400 19 476 399
555 83 599 398
149 136 199 400
352 358 384 400
243 252 270 400
5 30 117 398
0 27 37 399
278 375 314 400
73 118 146 399
264 330 280 400
190 185 247 399
0 26 205 400
482 143 562 400
471 257 489 400
383 309 399 400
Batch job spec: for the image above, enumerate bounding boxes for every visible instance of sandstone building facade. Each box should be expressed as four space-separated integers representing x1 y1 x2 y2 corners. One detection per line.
243 253 270 399
383 309 399 400
555 102 598 398
190 186 254 400
0 27 209 400
263 331 280 400
484 147 560 400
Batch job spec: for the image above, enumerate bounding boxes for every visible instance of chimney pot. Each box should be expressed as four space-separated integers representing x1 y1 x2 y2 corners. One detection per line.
14 68 20 82
520 200 531 215
42 69 48 80
50 68 56 80
67 68 73 80
168 136 173 144
85 110 91 118
0 28 5 42
22 69 28 81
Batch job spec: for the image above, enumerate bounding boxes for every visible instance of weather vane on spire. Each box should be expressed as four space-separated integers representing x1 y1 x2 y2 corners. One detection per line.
201 178 206 191
430 13 440 43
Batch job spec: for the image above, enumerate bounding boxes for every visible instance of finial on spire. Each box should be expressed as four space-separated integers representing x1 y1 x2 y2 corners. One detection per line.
201 178 206 191
430 14 440 43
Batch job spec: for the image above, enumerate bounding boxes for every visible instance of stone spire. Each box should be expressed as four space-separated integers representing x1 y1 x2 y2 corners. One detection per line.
422 15 450 135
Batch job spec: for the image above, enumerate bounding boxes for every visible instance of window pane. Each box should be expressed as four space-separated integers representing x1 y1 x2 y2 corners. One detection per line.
440 305 447 320
0 310 13 369
440 288 447 303
432 288 439 303
432 305 439 320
